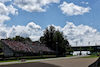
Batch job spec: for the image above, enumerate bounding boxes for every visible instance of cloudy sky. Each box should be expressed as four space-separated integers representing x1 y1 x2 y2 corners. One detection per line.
0 0 100 46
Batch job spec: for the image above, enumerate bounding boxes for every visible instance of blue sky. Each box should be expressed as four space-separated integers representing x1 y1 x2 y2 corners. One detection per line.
0 0 100 46
3 0 100 30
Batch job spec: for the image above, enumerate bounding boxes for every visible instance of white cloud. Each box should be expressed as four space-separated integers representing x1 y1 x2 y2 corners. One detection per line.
13 0 60 12
53 22 100 46
81 1 89 4
86 2 89 4
0 15 10 25
1 21 100 46
0 3 8 15
81 1 85 4
0 22 42 41
0 0 12 3
59 1 91 16
7 5 18 15
0 1 44 41
0 3 18 15
0 3 18 25
0 3 18 39
26 22 41 31
7 22 42 41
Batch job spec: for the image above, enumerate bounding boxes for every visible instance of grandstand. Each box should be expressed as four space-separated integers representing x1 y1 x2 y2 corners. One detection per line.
1 39 54 57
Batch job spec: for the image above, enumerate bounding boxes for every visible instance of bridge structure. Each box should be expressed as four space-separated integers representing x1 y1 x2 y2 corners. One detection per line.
66 46 100 55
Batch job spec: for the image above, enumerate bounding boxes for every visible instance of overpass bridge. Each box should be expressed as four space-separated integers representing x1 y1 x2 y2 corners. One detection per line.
67 46 100 55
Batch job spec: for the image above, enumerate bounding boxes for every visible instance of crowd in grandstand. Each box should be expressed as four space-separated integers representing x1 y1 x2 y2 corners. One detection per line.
32 42 53 52
1 39 53 53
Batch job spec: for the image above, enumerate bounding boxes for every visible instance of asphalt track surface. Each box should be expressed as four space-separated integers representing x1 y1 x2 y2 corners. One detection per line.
0 62 60 67
0 56 98 67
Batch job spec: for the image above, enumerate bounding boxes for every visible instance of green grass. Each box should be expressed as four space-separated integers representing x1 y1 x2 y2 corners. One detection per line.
0 60 19 63
66 55 73 57
0 55 56 63
80 55 99 58
0 55 72 63
0 55 76 63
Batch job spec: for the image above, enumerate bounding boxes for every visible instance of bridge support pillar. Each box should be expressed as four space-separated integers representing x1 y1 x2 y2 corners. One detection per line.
79 50 82 55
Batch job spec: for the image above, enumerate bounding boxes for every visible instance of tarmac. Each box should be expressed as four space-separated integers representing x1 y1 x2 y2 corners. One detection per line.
0 55 98 67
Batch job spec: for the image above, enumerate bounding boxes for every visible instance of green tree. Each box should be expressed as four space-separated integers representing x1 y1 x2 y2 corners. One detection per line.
40 25 70 55
25 37 32 42
54 30 70 55
42 26 56 48
13 36 24 41
8 36 32 42
40 36 45 43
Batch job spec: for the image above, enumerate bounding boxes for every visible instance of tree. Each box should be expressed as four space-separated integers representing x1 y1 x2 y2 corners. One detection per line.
40 36 45 43
40 25 70 55
7 36 32 42
42 26 56 48
25 37 32 42
54 30 70 55
13 36 24 41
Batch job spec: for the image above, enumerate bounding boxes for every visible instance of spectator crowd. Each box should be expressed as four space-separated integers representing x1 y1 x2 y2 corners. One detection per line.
1 39 53 53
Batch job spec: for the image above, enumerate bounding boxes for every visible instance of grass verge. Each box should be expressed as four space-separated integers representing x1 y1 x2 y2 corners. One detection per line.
0 55 74 63
0 55 56 63
79 55 99 58
66 55 73 57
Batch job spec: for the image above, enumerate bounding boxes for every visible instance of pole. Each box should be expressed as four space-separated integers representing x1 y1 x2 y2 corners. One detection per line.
56 42 58 56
